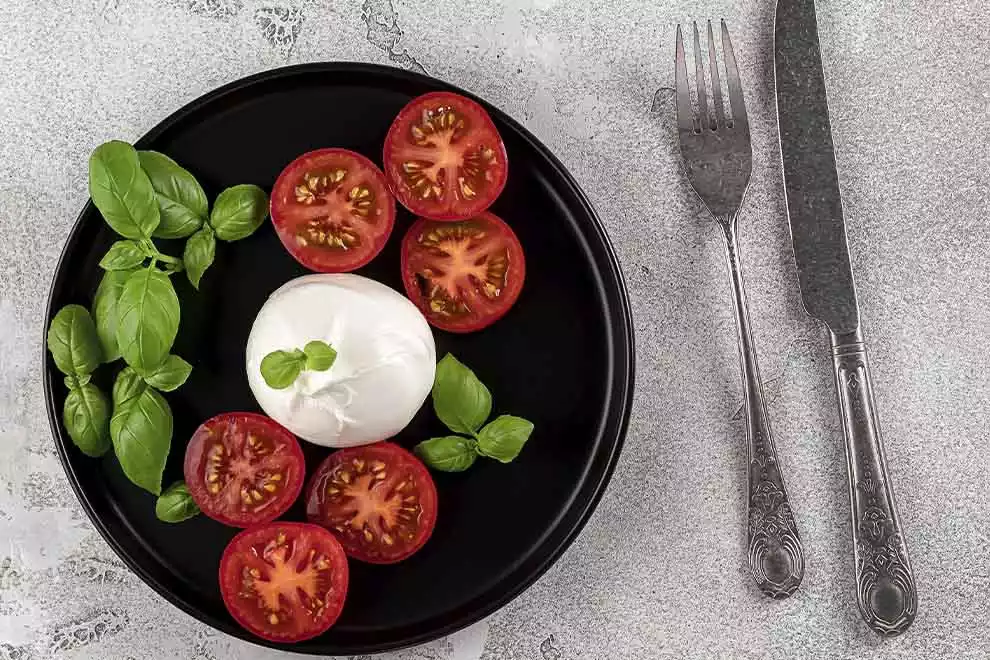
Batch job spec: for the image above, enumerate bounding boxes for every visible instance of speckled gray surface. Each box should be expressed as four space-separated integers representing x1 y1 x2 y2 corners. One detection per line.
1 0 988 658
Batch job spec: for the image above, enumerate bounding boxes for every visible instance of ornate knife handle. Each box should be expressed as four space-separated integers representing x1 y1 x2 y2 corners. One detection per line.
831 329 917 635
720 220 804 598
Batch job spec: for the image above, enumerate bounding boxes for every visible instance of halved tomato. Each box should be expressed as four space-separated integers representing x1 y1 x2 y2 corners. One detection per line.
219 522 349 642
400 212 525 333
270 148 396 272
305 442 437 564
184 412 305 528
383 92 508 221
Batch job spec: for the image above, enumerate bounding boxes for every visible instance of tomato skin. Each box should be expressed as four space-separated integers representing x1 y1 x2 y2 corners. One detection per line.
305 442 438 564
219 522 349 643
270 148 396 273
400 212 526 333
383 92 508 221
183 412 305 528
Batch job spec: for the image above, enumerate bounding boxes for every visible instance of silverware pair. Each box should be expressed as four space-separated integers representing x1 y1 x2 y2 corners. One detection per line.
673 16 917 634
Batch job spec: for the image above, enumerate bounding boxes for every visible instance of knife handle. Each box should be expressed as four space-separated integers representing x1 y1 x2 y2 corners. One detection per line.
720 220 804 599
831 329 917 635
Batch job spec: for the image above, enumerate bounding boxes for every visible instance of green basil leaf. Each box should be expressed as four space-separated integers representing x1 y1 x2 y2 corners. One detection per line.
112 366 146 406
110 376 172 495
432 354 492 435
155 481 200 523
414 436 479 472
88 141 160 239
116 268 180 373
74 373 93 387
476 415 534 463
141 354 192 392
182 225 215 290
138 151 208 239
64 375 78 390
260 349 306 389
303 340 337 372
209 184 268 241
47 304 103 376
63 382 111 457
99 240 146 271
92 269 133 363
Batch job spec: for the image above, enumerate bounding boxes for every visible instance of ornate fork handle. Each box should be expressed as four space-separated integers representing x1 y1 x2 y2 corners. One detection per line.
832 330 917 634
718 215 805 598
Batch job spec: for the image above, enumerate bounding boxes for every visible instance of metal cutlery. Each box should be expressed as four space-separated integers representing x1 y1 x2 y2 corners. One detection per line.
675 20 805 599
774 0 917 634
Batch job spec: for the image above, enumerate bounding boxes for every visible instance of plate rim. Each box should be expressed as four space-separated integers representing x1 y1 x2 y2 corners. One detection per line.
42 61 635 655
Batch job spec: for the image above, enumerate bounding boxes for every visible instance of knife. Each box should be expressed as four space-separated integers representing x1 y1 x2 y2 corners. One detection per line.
773 0 917 636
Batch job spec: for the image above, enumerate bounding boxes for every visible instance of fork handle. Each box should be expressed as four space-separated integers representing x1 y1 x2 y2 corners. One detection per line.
831 329 917 635
719 218 804 598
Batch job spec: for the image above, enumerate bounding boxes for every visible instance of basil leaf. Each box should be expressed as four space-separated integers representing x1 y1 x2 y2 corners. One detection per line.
116 268 180 373
92 269 133 363
110 374 172 495
303 340 337 371
182 225 215 290
67 373 93 387
63 382 111 457
414 436 479 472
99 240 146 271
209 184 268 241
141 354 192 392
47 304 103 376
88 141 160 239
138 150 208 239
432 354 492 435
112 366 146 406
476 415 534 463
155 481 200 523
260 349 306 389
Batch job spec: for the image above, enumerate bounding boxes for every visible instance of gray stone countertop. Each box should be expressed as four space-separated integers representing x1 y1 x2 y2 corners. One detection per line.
1 0 987 658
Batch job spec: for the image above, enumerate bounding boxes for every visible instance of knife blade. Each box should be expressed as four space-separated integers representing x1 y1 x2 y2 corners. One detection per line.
773 0 858 335
774 0 918 636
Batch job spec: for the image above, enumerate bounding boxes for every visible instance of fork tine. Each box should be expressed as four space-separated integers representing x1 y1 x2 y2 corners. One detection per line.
721 19 748 130
706 20 726 129
692 22 709 131
674 24 695 132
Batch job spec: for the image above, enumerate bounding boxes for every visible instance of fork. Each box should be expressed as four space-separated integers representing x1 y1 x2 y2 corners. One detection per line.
674 20 805 599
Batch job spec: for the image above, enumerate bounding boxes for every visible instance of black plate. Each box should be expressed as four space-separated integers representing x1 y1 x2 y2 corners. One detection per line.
43 63 634 655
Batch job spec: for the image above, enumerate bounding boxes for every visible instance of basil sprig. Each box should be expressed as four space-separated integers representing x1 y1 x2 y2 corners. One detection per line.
46 305 111 458
47 139 267 513
414 354 535 472
260 340 338 389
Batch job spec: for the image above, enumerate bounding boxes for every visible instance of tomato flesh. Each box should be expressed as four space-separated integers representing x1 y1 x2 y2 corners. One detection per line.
184 412 305 528
305 442 438 564
383 92 507 221
400 212 525 333
219 522 348 642
271 148 396 272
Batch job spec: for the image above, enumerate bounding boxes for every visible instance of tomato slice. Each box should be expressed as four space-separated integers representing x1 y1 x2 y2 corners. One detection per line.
400 212 525 333
383 92 508 221
270 148 396 272
219 522 348 642
184 412 305 528
304 442 438 564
